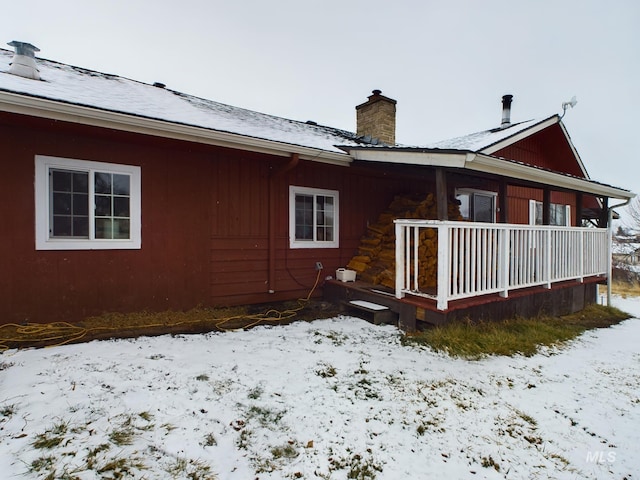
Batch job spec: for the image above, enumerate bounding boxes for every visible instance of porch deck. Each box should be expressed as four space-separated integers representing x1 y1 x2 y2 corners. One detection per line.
323 276 603 332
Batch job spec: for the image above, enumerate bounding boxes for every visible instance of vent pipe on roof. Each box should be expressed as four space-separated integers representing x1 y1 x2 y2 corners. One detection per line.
501 94 513 128
7 41 41 80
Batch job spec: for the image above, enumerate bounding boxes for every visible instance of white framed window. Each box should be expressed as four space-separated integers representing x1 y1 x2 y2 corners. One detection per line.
455 188 497 223
35 155 141 250
289 186 339 249
529 200 571 226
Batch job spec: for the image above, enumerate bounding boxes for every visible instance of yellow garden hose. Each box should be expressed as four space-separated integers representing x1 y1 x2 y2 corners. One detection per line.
0 269 323 352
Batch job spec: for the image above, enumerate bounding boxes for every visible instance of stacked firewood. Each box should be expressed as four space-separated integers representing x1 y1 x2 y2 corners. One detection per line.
346 193 462 289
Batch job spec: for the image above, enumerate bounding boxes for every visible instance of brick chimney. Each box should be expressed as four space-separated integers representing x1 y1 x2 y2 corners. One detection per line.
7 41 41 80
356 89 397 145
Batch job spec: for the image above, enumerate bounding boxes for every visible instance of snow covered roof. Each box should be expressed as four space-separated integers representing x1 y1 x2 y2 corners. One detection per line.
0 48 364 158
0 46 634 199
423 117 549 152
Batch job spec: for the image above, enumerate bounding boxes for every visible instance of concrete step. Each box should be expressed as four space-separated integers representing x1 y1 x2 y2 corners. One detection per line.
346 300 398 325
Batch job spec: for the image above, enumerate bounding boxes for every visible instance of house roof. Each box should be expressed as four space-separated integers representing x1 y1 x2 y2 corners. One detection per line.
0 46 634 200
0 48 363 165
425 117 548 152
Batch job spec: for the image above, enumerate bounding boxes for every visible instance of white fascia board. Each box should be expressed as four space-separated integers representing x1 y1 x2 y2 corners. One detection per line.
557 120 590 179
480 116 558 155
0 91 352 167
349 148 470 167
467 154 634 199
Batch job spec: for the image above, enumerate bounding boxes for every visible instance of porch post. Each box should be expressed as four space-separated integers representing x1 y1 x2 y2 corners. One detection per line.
545 228 552 288
575 192 583 226
498 179 508 223
395 221 405 299
542 187 551 225
436 222 449 310
435 168 448 221
498 227 509 298
599 197 609 228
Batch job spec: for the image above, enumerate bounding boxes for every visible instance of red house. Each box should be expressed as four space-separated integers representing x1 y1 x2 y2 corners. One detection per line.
0 42 634 329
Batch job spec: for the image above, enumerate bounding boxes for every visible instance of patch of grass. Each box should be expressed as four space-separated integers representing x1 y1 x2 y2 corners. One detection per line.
29 455 55 473
315 362 337 378
481 455 500 471
166 457 216 480
97 456 146 476
270 443 299 459
196 373 210 381
0 361 14 371
201 432 217 447
247 386 263 400
328 451 383 479
0 404 15 418
403 304 629 358
246 405 285 426
32 421 69 449
609 280 640 297
108 427 135 446
313 330 347 346
138 411 154 422
515 409 537 427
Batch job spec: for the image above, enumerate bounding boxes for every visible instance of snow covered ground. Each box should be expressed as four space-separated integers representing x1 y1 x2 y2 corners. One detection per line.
1 297 639 480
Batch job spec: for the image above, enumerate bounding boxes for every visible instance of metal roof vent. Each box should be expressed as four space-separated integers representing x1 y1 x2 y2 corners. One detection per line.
500 94 513 128
7 41 41 80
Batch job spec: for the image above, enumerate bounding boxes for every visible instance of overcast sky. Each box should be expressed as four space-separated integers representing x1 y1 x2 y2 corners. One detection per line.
4 0 639 222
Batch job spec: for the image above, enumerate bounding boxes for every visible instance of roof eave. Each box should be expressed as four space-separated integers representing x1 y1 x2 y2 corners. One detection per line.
0 90 352 166
346 147 471 167
344 146 634 200
468 153 634 200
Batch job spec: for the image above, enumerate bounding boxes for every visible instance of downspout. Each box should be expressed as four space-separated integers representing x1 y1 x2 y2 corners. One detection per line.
268 153 299 293
607 198 632 306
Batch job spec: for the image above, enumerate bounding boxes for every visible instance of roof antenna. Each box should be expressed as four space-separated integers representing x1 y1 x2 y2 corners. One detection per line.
560 95 577 119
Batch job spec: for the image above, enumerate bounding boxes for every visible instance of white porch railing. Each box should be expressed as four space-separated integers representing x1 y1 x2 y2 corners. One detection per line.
394 220 609 310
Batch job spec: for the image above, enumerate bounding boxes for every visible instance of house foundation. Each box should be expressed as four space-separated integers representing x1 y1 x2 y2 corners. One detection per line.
323 278 601 332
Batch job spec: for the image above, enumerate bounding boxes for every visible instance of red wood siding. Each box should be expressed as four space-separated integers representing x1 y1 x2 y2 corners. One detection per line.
493 124 586 178
1 113 212 324
0 112 438 324
507 186 578 225
1 110 591 325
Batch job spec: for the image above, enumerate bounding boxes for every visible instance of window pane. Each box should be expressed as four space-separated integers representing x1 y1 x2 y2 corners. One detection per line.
317 226 333 242
73 217 89 237
295 194 314 240
535 202 543 225
113 219 130 239
73 172 88 192
95 172 112 194
52 171 72 192
95 218 113 239
473 194 494 222
53 192 71 215
113 197 130 217
52 216 71 236
51 170 89 238
95 195 112 216
456 193 470 220
113 174 130 195
73 193 89 215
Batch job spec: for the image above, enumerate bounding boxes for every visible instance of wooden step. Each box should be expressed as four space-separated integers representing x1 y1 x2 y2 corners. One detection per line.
346 300 398 325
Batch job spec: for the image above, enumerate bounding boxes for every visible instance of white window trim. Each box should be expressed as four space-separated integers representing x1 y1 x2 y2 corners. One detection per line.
455 188 497 222
289 185 339 249
35 155 141 250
